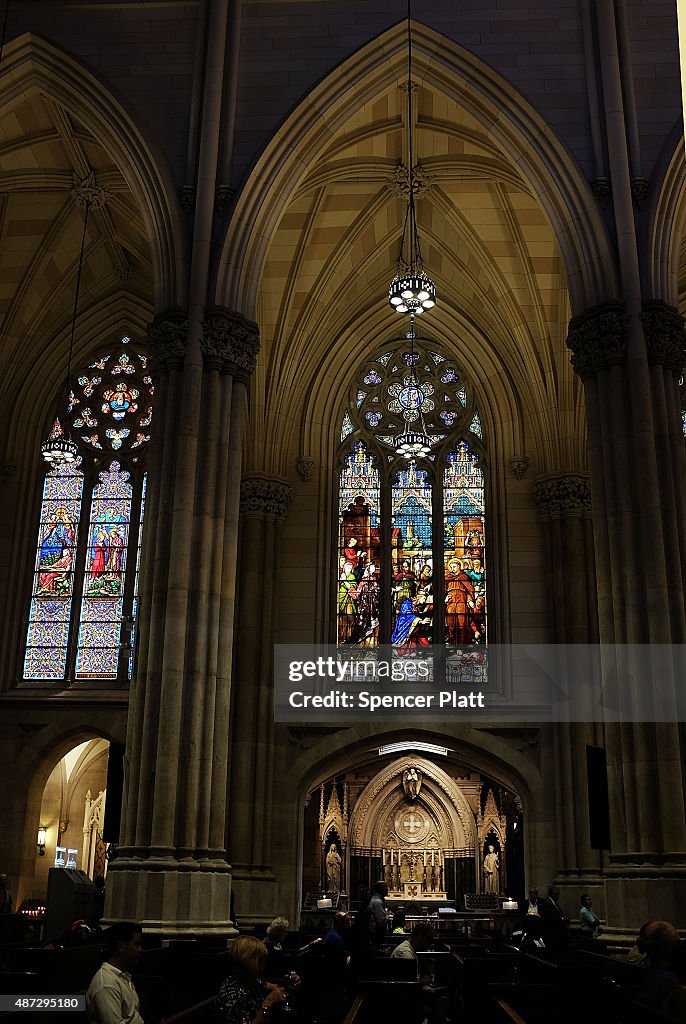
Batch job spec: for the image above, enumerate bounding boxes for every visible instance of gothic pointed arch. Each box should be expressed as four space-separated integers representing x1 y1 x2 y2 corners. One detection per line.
216 19 615 318
0 33 185 310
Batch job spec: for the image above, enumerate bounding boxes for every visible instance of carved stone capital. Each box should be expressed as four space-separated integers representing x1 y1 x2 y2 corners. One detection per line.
631 177 649 207
240 475 293 521
534 472 592 520
509 456 529 480
591 177 611 206
641 300 686 374
566 301 629 379
296 456 315 481
147 308 189 373
215 185 235 212
71 171 110 209
1 462 16 481
179 185 196 212
202 307 259 379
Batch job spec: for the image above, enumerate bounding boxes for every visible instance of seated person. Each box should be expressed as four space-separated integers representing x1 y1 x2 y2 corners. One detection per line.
324 911 351 946
391 909 407 935
344 909 376 977
579 894 601 939
85 922 144 1024
391 924 448 1024
635 921 681 1012
216 936 286 1024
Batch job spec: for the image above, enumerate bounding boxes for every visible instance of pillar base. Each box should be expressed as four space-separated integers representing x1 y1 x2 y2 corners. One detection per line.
230 865 279 927
604 861 686 931
105 855 234 937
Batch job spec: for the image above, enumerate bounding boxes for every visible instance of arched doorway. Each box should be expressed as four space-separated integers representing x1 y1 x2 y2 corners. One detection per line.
302 748 524 909
35 739 110 895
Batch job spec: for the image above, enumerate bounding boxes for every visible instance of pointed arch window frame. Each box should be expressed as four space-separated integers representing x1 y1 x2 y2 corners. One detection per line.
19 342 152 688
335 338 489 648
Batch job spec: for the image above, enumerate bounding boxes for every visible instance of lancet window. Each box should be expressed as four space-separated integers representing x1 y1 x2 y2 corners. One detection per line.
23 338 153 683
337 339 486 649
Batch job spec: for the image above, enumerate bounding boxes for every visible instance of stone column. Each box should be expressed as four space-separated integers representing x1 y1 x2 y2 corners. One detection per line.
107 308 259 937
534 473 604 906
567 303 686 933
228 474 292 925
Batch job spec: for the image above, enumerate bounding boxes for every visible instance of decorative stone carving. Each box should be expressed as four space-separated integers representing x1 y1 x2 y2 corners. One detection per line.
402 766 422 800
202 307 260 379
591 177 611 205
641 300 686 375
509 456 529 480
178 185 196 212
1 462 16 481
477 789 507 895
389 162 434 199
71 171 110 209
147 308 189 373
534 472 592 520
631 177 649 207
215 185 235 212
296 456 315 481
566 301 629 379
240 475 293 521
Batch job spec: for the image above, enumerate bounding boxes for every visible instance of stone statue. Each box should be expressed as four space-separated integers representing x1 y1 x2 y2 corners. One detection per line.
326 842 342 892
483 844 500 894
403 766 422 800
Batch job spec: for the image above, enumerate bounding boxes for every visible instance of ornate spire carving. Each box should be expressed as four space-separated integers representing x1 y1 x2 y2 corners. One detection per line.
566 301 629 379
202 307 260 379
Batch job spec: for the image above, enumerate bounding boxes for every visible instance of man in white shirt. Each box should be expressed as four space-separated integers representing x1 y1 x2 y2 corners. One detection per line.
391 924 447 1024
86 921 144 1024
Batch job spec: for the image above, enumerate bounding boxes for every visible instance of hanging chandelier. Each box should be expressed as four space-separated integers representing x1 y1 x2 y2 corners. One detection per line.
388 3 436 317
41 199 90 466
393 319 434 459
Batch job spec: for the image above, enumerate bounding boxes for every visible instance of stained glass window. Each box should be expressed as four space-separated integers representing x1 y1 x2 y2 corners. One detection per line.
337 339 487 651
23 337 153 684
338 442 381 645
391 462 433 647
24 464 84 679
443 442 486 647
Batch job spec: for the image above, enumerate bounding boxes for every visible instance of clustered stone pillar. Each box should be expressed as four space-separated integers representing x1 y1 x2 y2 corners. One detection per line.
566 301 686 933
107 307 259 936
228 475 292 924
534 474 604 904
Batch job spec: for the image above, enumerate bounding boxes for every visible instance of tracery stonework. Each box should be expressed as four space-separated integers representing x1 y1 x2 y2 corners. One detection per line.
566 301 629 379
534 473 592 520
640 300 686 374
147 308 189 373
202 307 260 379
240 476 293 521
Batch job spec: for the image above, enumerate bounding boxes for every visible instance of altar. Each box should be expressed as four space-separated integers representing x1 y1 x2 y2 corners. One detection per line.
382 845 447 901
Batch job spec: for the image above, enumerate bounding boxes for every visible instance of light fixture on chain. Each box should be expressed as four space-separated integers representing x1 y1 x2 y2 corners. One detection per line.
388 3 436 317
41 200 91 465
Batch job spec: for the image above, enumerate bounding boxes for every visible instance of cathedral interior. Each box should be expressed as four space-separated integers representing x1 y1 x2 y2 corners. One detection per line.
0 0 685 988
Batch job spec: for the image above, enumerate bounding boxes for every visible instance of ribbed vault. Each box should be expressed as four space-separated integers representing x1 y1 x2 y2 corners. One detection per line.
231 24 593 477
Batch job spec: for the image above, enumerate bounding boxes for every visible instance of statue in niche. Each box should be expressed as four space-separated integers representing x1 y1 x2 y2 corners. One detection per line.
400 854 410 883
415 856 425 884
403 767 422 800
483 844 500 894
326 842 342 892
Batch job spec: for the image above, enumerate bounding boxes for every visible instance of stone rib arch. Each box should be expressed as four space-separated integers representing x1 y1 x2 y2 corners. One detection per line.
216 20 616 317
647 123 686 307
348 758 475 852
0 32 185 311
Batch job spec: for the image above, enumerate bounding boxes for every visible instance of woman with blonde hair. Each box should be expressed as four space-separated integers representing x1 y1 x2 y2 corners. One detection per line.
216 935 286 1024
